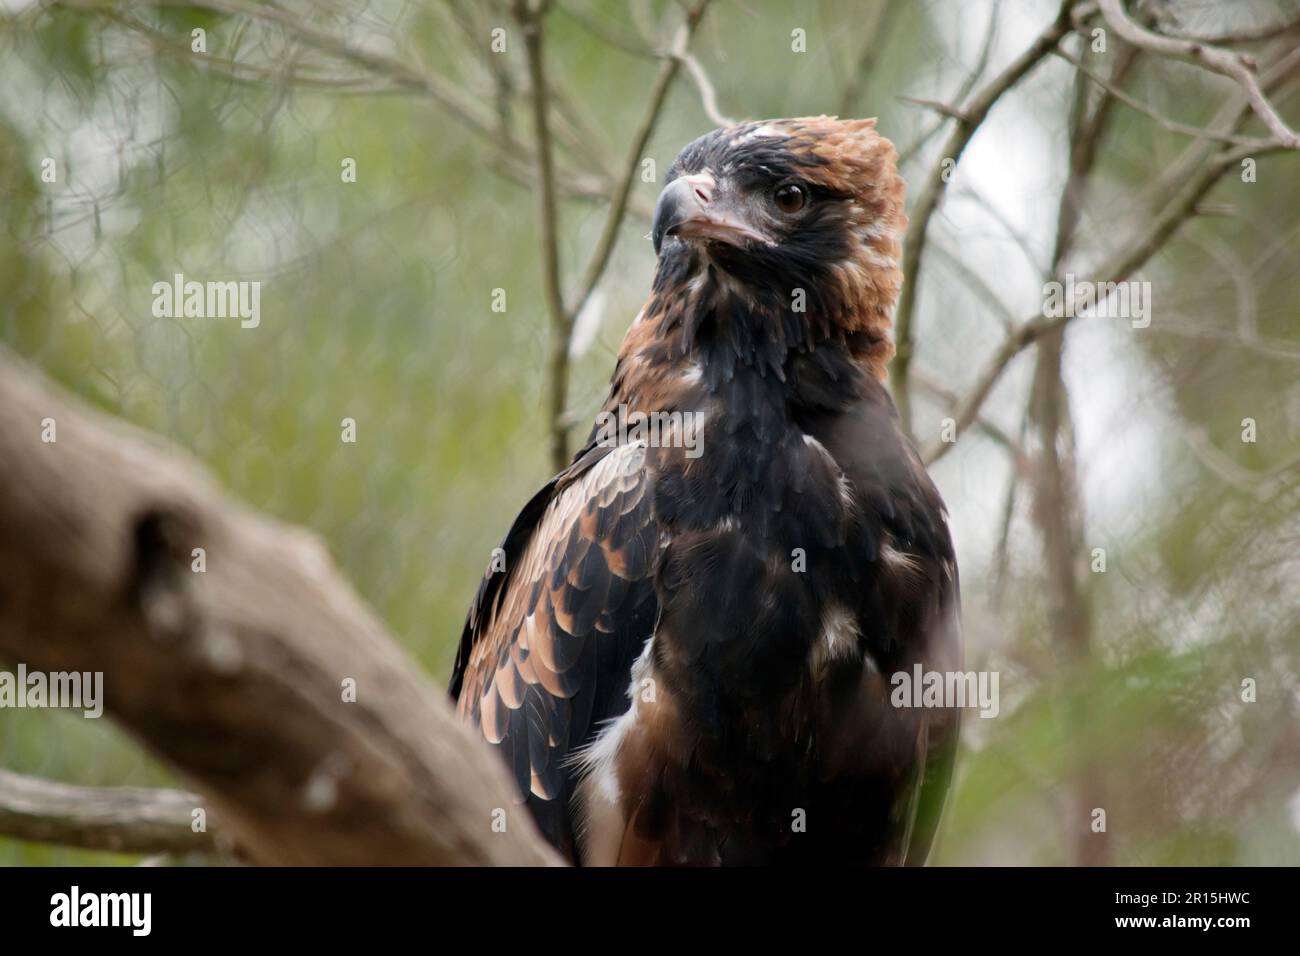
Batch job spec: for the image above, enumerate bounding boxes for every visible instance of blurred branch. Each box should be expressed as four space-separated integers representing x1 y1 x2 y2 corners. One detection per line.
929 240 1019 331
1052 49 1272 148
892 0 1089 434
912 370 1022 455
0 347 561 866
1098 0 1300 148
838 0 903 117
556 1 658 59
1180 425 1300 501
990 406 1033 610
550 0 714 468
148 0 507 140
0 769 220 857
1199 236 1296 361
897 0 1000 166
514 0 572 473
926 42 1300 465
1029 39 1118 866
1161 13 1300 46
74 1 646 217
897 95 969 122
677 50 732 127
568 0 715 324
950 183 1049 275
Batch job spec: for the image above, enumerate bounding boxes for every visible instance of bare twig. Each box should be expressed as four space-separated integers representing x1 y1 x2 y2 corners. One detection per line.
1189 235 1300 361
950 183 1050 275
1181 424 1300 500
677 50 733 126
1161 14 1300 47
892 1 1085 433
556 0 658 60
1098 0 1300 149
926 36 1300 465
568 0 715 326
929 241 1019 331
897 95 970 122
926 133 1296 465
990 406 1033 610
83 1 643 220
912 370 1022 455
1052 48 1273 148
897 0 1001 166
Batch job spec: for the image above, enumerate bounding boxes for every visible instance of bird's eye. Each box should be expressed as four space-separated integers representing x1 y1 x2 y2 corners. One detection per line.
773 183 807 214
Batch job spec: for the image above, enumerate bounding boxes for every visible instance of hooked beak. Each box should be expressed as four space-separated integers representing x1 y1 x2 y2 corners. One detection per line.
651 173 769 255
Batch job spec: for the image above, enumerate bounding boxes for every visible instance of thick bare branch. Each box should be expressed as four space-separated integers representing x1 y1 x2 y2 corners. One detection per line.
0 347 561 867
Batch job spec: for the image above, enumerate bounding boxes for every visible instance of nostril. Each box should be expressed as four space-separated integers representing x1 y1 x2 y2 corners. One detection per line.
684 174 714 206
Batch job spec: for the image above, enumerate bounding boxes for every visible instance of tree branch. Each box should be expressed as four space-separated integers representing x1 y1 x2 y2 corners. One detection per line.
897 0 1001 166
925 39 1300 465
548 0 714 470
0 769 221 857
926 134 1295 465
1051 48 1272 148
514 0 572 473
1098 0 1300 148
567 0 716 327
891 0 1087 433
0 346 561 866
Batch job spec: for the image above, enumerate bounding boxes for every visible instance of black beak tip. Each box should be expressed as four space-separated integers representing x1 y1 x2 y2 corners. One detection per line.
651 177 691 257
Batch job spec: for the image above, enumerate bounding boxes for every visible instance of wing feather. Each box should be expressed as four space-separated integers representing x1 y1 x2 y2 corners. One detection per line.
449 442 660 860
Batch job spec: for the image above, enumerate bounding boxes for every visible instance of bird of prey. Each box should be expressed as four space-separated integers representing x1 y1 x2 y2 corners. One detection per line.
450 117 961 866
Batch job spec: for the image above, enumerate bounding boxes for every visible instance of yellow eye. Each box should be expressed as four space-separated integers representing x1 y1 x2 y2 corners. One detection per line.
773 183 806 214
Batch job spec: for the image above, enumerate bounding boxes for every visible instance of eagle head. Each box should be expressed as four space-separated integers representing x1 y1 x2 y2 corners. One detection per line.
649 116 906 377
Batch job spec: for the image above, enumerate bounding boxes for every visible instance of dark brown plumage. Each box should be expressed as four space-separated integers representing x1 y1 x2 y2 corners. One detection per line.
451 116 961 865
